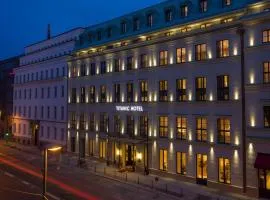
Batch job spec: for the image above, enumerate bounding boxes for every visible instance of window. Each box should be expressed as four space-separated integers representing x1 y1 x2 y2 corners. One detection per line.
264 62 270 83
100 113 109 133
79 113 86 130
217 75 229 100
97 31 102 41
100 85 106 103
80 87 86 103
160 149 168 171
139 116 148 138
140 81 148 102
176 152 187 175
159 50 168 66
54 86 57 98
114 84 121 103
61 106 64 120
159 116 168 137
217 118 231 144
61 86 64 97
71 88 76 103
34 106 37 118
159 80 168 102
54 106 57 120
127 56 134 70
180 5 188 17
176 48 186 63
200 0 208 12
71 137 76 152
47 87 50 98
28 106 31 118
70 112 76 129
217 40 229 58
114 59 120 72
196 77 207 101
195 44 207 61
197 154 208 180
99 141 106 159
47 106 50 119
263 29 270 43
89 86 95 103
176 79 187 101
165 9 173 22
176 116 187 140
133 18 140 31
89 113 95 132
223 0 231 6
121 22 127 34
147 14 153 27
259 169 270 191
35 88 38 99
219 158 231 184
80 63 86 76
196 117 207 142
41 106 44 119
90 63 96 75
264 106 270 128
107 27 112 38
140 54 148 68
56 68 59 77
62 67 65 77
54 127 57 140
50 69 54 79
114 115 121 135
127 115 134 137
126 83 133 102
100 61 107 74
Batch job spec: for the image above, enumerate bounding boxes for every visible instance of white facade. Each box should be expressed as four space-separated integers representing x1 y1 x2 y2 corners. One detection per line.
13 28 84 146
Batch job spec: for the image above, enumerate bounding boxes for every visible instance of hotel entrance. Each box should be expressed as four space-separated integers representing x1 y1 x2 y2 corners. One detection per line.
125 144 136 167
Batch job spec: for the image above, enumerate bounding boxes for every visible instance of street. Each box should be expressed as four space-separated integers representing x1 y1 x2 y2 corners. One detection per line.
0 142 180 200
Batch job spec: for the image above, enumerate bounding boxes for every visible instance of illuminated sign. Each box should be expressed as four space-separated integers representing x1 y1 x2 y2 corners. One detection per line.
116 106 143 112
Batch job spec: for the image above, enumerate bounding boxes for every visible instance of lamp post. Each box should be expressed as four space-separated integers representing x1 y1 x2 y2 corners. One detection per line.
40 143 62 200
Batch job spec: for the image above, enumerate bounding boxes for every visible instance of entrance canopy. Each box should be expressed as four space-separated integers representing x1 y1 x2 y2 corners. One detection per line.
254 153 270 169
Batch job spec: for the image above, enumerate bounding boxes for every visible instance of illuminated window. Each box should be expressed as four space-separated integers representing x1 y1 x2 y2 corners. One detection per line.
200 23 211 29
196 117 207 142
139 116 148 137
180 5 188 17
176 79 187 101
195 44 207 61
70 112 76 129
217 75 229 100
263 62 270 84
264 106 270 128
80 63 86 76
89 113 95 132
217 118 231 144
221 18 233 24
71 65 76 77
90 63 96 75
125 115 134 137
159 116 168 137
159 50 168 66
114 59 120 72
223 0 231 6
159 149 168 171
165 9 173 22
100 85 106 103
176 152 187 175
133 18 140 31
159 80 168 102
127 56 134 70
89 86 95 103
100 61 107 74
114 84 121 103
140 81 148 102
147 14 153 27
71 88 76 103
217 40 229 58
140 54 148 68
259 169 270 190
126 83 134 102
176 116 187 140
121 22 127 34
196 154 208 180
114 115 121 135
219 158 231 184
200 0 208 12
100 113 109 133
195 77 207 101
80 87 85 103
263 30 270 43
79 113 86 130
99 140 106 159
176 48 186 63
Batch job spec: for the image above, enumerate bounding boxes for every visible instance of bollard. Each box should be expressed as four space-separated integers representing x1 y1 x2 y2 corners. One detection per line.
125 173 128 182
137 176 140 184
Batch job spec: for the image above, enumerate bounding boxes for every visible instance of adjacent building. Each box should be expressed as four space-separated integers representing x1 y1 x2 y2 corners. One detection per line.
67 0 270 198
12 27 84 146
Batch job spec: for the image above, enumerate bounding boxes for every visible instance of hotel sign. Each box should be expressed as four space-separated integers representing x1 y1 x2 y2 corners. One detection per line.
116 105 143 112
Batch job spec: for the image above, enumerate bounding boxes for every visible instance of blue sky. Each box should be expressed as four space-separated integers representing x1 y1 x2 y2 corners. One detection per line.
0 0 161 60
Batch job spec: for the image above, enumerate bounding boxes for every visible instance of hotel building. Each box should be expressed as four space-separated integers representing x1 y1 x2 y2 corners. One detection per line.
67 0 270 198
13 27 84 146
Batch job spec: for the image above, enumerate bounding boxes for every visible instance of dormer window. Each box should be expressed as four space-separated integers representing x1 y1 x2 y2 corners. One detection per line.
133 18 140 31
165 9 173 22
107 28 112 38
200 0 208 12
121 22 127 34
147 14 153 27
97 31 102 41
223 0 231 7
181 5 188 17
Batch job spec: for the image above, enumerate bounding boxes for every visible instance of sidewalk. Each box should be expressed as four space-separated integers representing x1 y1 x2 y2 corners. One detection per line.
1 141 258 200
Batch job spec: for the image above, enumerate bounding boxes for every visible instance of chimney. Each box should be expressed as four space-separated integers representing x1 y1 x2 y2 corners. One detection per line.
47 24 51 39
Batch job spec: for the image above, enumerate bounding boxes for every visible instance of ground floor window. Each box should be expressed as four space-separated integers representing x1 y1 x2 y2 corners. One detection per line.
159 149 168 171
71 137 76 153
125 145 136 166
99 140 106 159
176 152 186 175
196 154 207 180
89 139 94 156
259 169 270 190
218 157 231 184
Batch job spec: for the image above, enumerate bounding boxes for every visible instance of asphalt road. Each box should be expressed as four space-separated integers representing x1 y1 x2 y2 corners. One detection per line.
0 142 179 200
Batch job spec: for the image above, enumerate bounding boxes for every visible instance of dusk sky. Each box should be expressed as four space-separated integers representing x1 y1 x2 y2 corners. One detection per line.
1 0 161 60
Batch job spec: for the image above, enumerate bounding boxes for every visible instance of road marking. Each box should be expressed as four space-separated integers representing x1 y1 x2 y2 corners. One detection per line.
47 192 61 200
22 180 30 185
4 172 14 178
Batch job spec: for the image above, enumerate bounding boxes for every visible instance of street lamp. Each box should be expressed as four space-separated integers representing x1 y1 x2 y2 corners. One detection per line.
40 143 62 200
